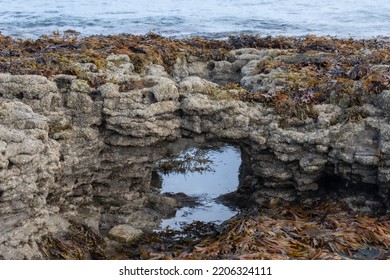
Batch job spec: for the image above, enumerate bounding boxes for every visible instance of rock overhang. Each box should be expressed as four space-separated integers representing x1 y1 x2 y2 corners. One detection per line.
0 34 389 259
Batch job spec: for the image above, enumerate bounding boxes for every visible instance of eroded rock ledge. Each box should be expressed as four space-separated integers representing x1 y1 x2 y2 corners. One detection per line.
0 35 390 259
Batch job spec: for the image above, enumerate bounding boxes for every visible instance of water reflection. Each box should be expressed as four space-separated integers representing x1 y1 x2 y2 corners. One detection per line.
157 145 241 229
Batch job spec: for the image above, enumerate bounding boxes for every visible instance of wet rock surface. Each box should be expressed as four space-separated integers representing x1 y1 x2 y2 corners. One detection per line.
0 34 389 259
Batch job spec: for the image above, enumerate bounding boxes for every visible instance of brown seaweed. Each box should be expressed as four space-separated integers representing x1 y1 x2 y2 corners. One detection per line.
39 221 106 260
116 201 390 260
1 33 388 120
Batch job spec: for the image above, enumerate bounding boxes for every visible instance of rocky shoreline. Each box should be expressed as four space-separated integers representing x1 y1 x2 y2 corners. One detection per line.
0 34 389 259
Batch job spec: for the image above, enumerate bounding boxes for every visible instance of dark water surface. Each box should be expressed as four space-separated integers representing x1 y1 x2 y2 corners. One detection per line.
1 0 389 38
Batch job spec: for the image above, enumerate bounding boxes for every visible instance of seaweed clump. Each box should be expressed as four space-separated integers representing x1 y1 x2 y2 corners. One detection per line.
0 32 233 84
117 201 390 260
39 221 106 260
234 35 389 123
0 33 388 119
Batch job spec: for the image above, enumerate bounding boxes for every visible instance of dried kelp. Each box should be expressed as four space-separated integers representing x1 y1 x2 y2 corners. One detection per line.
0 33 388 122
39 221 106 260
119 201 390 260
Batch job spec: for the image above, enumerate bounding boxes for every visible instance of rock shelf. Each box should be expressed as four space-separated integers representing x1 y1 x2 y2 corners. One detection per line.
0 34 389 259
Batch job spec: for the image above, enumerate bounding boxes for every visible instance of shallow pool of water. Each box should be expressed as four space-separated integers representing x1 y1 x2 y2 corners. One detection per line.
158 144 241 229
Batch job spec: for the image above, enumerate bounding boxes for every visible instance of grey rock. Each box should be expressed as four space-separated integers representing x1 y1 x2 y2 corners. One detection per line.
107 54 131 64
108 225 143 243
146 64 170 78
148 76 179 102
209 60 240 84
172 56 189 82
241 60 260 77
0 74 60 114
188 61 209 79
178 76 218 95
2 47 390 259
231 48 264 56
105 54 135 81
369 90 390 113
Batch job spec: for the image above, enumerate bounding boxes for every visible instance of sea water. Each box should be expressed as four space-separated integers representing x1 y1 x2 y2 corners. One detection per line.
0 0 389 38
158 145 241 230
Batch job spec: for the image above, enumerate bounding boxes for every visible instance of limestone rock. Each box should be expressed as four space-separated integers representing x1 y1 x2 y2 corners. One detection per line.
241 60 260 77
188 61 209 79
148 76 179 102
369 90 390 113
178 76 218 95
0 74 60 114
231 48 264 56
106 54 134 78
1 46 390 259
0 100 61 259
146 64 170 78
172 56 189 82
108 225 143 243
209 60 240 84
